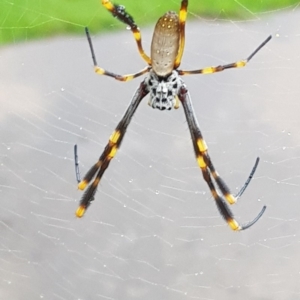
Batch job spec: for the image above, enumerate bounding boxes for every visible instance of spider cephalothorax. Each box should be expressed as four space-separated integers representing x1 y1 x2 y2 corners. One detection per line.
76 0 271 231
146 70 183 110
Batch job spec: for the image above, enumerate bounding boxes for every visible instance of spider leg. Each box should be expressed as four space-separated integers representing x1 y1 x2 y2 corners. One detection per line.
177 35 272 76
75 81 149 217
235 156 260 200
101 0 151 65
174 0 188 68
173 91 253 206
178 85 266 230
198 149 259 205
74 144 81 183
202 165 266 231
74 144 96 203
86 27 150 82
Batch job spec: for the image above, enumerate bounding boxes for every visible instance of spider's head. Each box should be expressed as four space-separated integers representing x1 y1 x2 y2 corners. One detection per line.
146 70 182 110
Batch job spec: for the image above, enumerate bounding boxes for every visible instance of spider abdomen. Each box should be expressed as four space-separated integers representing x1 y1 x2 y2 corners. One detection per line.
151 11 180 77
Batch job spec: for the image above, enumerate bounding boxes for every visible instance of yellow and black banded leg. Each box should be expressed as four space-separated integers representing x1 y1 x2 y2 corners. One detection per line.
76 81 149 217
101 0 151 65
191 135 259 205
178 87 258 205
202 164 246 230
174 0 188 68
192 136 265 230
178 85 266 230
202 151 260 204
85 27 150 82
177 35 272 76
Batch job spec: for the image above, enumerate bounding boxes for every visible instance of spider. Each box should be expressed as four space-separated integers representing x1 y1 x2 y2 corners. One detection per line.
75 0 271 231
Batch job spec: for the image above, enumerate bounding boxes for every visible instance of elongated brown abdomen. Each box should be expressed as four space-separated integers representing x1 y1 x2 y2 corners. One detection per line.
150 11 180 77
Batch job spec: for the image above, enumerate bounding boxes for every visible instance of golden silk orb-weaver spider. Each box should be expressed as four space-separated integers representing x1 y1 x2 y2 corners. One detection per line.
75 0 271 231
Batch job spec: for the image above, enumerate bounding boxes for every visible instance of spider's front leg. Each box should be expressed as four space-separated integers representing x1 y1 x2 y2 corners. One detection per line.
177 85 266 231
76 81 149 217
101 0 151 64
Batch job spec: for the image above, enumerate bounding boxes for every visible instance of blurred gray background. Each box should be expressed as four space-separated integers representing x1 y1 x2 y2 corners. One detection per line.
1 8 300 300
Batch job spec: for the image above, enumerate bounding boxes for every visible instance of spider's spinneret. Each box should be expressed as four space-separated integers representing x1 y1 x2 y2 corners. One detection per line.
146 70 182 110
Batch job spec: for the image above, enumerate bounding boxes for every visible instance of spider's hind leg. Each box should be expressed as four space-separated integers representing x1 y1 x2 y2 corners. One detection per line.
75 81 149 217
178 85 266 230
194 139 266 231
204 166 266 231
204 154 260 205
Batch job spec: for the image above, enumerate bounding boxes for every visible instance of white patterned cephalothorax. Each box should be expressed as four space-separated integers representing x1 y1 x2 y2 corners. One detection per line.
146 70 183 110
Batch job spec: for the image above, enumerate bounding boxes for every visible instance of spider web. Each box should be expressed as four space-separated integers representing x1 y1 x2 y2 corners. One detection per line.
1 1 300 299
